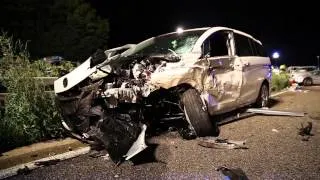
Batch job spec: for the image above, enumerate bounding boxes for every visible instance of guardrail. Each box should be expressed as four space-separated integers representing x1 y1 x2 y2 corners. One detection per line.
0 77 58 107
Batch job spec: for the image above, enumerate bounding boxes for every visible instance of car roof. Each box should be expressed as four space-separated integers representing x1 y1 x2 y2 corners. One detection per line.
156 26 261 45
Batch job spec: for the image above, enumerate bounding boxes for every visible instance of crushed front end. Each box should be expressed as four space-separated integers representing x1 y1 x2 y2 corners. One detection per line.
54 46 194 164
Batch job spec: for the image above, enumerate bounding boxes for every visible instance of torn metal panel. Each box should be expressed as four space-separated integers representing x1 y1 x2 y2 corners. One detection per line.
104 44 136 59
149 61 208 90
148 56 242 115
198 137 247 149
217 112 255 125
246 108 305 117
124 124 148 161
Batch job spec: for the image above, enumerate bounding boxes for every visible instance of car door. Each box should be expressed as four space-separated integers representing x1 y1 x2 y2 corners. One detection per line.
233 33 271 105
201 30 244 115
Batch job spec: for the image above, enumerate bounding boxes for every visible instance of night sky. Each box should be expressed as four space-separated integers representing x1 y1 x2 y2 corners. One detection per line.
87 0 319 66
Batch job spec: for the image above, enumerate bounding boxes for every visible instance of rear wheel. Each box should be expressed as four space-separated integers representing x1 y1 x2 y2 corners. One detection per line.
303 78 313 86
181 89 219 137
255 82 269 108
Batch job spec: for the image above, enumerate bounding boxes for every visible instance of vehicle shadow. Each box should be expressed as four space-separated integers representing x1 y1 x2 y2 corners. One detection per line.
268 98 280 108
130 143 167 165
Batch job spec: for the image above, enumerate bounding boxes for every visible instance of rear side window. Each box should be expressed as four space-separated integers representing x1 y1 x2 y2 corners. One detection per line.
235 33 267 57
251 40 267 57
234 34 253 56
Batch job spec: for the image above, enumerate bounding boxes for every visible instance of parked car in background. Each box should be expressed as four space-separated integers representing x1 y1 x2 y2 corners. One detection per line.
54 27 272 163
290 69 320 85
288 66 317 74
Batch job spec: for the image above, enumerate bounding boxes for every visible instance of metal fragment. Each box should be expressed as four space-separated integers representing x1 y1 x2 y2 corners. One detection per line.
246 108 305 117
124 124 148 161
198 137 247 149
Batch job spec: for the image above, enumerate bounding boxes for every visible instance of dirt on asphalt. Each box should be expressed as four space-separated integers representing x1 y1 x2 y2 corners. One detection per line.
6 86 320 180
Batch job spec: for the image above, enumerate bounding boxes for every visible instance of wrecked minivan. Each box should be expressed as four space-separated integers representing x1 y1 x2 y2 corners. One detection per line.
54 27 271 163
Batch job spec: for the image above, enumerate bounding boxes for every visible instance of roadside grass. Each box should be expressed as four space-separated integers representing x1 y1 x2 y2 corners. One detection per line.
0 33 74 153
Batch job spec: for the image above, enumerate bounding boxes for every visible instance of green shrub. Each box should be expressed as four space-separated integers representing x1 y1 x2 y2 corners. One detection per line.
271 71 290 92
30 60 75 77
0 33 69 152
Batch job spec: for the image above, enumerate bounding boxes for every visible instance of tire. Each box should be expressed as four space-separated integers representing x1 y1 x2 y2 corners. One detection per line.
255 82 269 108
181 89 219 137
303 78 313 86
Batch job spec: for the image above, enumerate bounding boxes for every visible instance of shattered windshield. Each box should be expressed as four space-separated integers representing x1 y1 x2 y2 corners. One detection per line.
130 30 206 56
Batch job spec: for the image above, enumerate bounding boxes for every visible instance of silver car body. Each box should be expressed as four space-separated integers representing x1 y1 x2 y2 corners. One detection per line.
53 27 271 163
55 26 271 115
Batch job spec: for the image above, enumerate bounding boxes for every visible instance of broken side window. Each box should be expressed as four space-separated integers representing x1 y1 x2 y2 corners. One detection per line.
202 31 230 57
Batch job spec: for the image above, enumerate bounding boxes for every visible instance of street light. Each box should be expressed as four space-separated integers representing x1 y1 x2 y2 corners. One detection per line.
272 51 280 67
272 52 280 59
317 56 319 70
176 27 184 34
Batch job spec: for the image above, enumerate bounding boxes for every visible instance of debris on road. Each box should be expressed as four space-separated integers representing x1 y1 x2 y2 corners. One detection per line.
124 124 148 161
102 154 110 161
114 174 119 178
218 107 306 126
216 166 249 180
34 159 61 166
288 84 310 93
88 150 106 158
298 122 313 136
246 108 305 117
298 122 313 141
16 166 31 175
198 137 247 149
289 83 302 92
272 129 279 133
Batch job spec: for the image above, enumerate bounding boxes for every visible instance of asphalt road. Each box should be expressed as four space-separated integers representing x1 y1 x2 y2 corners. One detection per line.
7 86 320 180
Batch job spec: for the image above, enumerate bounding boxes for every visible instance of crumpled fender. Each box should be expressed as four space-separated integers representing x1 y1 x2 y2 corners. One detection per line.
148 61 209 91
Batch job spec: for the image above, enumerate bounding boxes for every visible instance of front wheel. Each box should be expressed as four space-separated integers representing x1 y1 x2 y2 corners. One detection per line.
181 89 219 137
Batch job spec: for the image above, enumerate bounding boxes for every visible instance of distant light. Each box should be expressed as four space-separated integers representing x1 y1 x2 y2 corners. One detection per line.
176 27 184 34
272 52 280 59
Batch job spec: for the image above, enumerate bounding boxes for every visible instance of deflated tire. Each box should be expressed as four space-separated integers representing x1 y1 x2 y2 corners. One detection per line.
181 89 219 137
